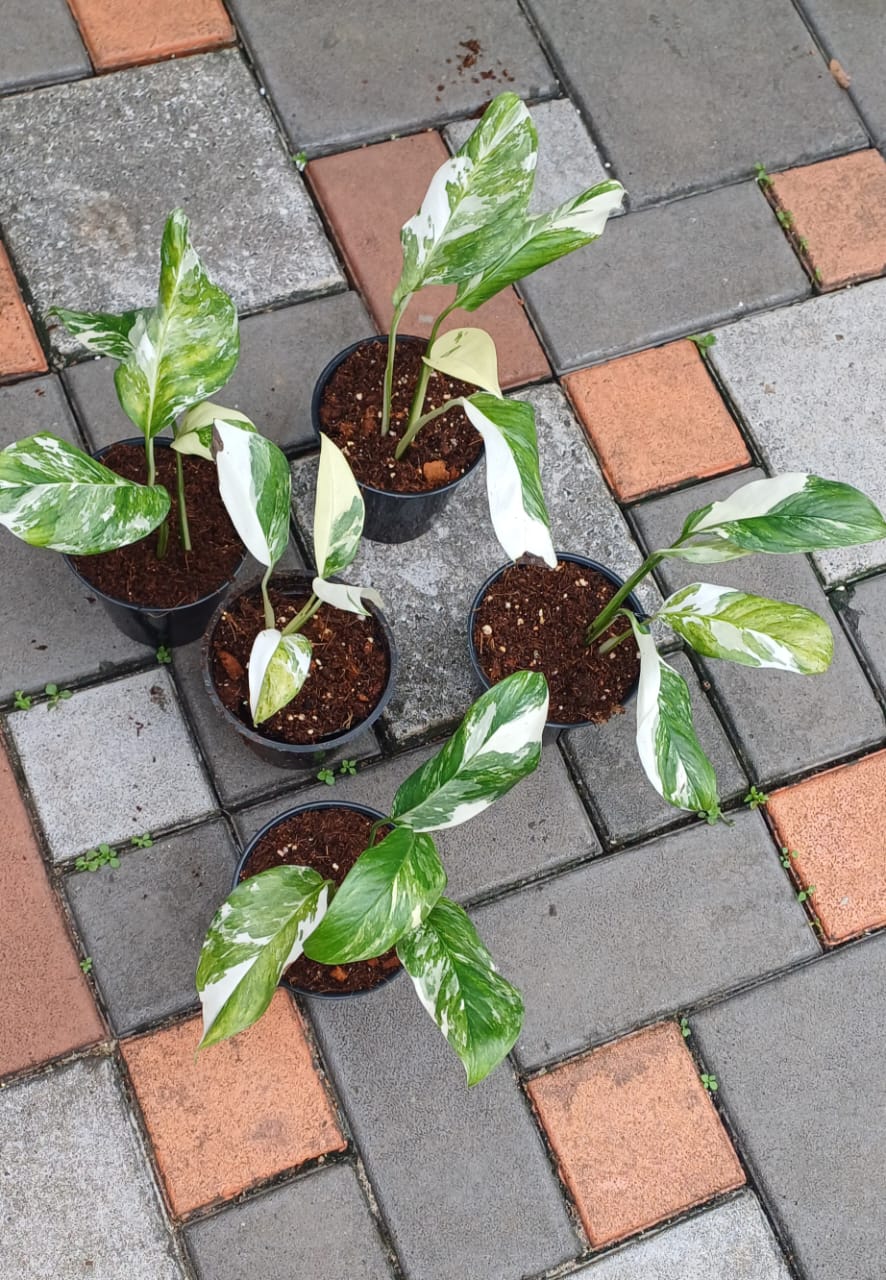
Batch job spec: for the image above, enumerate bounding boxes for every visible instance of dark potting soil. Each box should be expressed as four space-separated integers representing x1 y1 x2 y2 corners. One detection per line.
211 582 390 744
472 560 641 725
72 443 243 608
318 336 483 493
240 807 401 994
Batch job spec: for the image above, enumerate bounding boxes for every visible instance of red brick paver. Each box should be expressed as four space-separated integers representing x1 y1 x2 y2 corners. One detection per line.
0 245 46 380
768 750 886 944
770 151 886 290
528 1022 744 1246
564 340 750 501
307 133 550 390
121 992 346 1217
67 0 235 72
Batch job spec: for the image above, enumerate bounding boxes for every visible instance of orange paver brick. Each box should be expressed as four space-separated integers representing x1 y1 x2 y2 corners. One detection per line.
122 992 345 1217
307 133 550 390
564 340 750 501
67 0 235 72
528 1022 744 1246
770 151 886 290
768 749 886 944
0 735 104 1078
0 245 46 380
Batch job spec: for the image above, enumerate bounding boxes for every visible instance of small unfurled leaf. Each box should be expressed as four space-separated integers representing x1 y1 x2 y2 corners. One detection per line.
304 827 446 964
313 434 365 579
213 421 291 569
249 628 313 724
48 307 147 360
311 577 383 618
398 897 523 1085
390 670 549 831
197 866 330 1048
424 327 502 396
173 401 255 462
0 433 170 554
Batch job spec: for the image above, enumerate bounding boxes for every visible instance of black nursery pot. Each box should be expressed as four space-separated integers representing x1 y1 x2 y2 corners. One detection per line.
202 573 398 771
64 438 246 649
311 334 485 544
234 801 404 1000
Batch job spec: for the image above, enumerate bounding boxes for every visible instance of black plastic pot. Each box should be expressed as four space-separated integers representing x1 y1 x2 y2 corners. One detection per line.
202 572 398 770
467 552 644 741
234 801 404 1000
311 334 485 544
64 437 246 649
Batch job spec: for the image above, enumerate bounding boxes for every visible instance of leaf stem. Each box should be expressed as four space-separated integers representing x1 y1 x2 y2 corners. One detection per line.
585 552 664 644
597 627 633 656
394 397 465 461
175 449 192 553
380 298 409 437
402 301 457 442
281 594 322 637
260 565 275 631
145 435 156 487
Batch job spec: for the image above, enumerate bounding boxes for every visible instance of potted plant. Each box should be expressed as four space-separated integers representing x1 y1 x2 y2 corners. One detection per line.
197 669 549 1085
0 209 244 648
312 90 624 547
469 473 886 819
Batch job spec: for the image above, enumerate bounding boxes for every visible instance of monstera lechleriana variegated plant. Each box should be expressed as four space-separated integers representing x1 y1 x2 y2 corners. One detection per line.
197 669 549 1084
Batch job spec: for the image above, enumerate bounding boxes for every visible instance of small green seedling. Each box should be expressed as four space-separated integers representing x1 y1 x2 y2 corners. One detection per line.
797 884 816 904
339 758 357 776
317 768 336 786
75 843 121 872
688 332 716 352
679 1017 691 1038
79 957 93 974
797 236 809 253
292 151 308 171
814 267 823 284
13 690 32 710
131 832 154 849
700 1072 719 1092
743 785 769 810
44 683 72 710
780 846 797 869
776 209 794 229
155 645 172 665
753 162 773 187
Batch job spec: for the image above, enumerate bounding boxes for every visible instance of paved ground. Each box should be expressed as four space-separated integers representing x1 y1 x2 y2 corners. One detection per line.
1 3 885 1278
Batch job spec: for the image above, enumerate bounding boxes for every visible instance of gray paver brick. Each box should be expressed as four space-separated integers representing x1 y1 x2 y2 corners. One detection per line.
0 1058 183 1280
572 1192 790 1279
64 818 237 1034
801 0 886 147
525 0 867 207
7 668 216 862
839 571 886 697
0 52 343 358
185 1163 394 1280
711 281 886 583
693 932 886 1280
229 0 557 154
632 469 885 782
520 182 809 372
0 0 90 93
474 809 817 1069
307 978 581 1280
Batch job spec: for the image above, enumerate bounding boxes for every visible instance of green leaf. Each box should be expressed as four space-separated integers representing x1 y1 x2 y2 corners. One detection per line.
659 584 834 674
0 433 170 554
197 866 330 1048
313 433 365 579
172 401 256 462
397 898 523 1085
461 393 555 566
390 670 549 831
249 628 313 724
213 421 291 568
311 577 383 618
304 827 446 964
48 307 148 360
423 327 502 396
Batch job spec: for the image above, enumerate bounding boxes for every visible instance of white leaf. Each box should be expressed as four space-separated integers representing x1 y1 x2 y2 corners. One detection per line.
313 434 365 579
424 328 502 396
311 576 383 618
213 421 291 568
248 628 313 724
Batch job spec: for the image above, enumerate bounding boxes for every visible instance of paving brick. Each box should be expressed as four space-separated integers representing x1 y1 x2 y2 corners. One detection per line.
185 1163 394 1280
64 818 237 1034
122 992 344 1218
0 53 343 359
0 735 104 1078
801 0 886 147
840 570 886 695
562 652 747 847
529 1023 743 1245
307 975 581 1280
0 1057 183 1279
67 0 234 72
570 1192 791 1278
308 133 549 390
693 931 886 1280
230 0 557 153
632 469 885 782
7 668 216 862
711 282 886 583
525 0 867 207
0 244 47 379
475 810 816 1069
0 0 89 93
291 384 659 745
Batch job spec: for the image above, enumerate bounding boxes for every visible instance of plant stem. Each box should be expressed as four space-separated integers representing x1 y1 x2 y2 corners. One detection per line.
280 595 322 637
175 449 192 553
260 565 275 631
585 552 664 644
394 397 465 461
403 302 456 441
144 435 170 558
597 628 633 656
380 298 409 437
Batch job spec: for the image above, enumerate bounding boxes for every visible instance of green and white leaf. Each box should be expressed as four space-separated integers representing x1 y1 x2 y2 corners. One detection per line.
172 401 255 462
213 420 291 569
629 614 721 823
390 670 549 831
397 897 523 1085
424 327 502 396
249 628 313 725
311 577 383 618
197 866 330 1048
462 393 555 567
313 433 365 579
48 306 147 360
0 432 170 554
659 583 834 674
304 827 446 965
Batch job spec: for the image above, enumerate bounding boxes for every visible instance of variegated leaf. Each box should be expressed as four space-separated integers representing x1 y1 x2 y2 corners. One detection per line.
313 433 365 579
0 432 170 554
390 670 549 831
311 577 383 618
304 827 446 965
213 421 291 568
659 584 834 674
462 393 556 567
249 628 313 725
48 306 147 360
173 401 255 462
423 327 502 396
197 866 330 1048
397 897 523 1085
